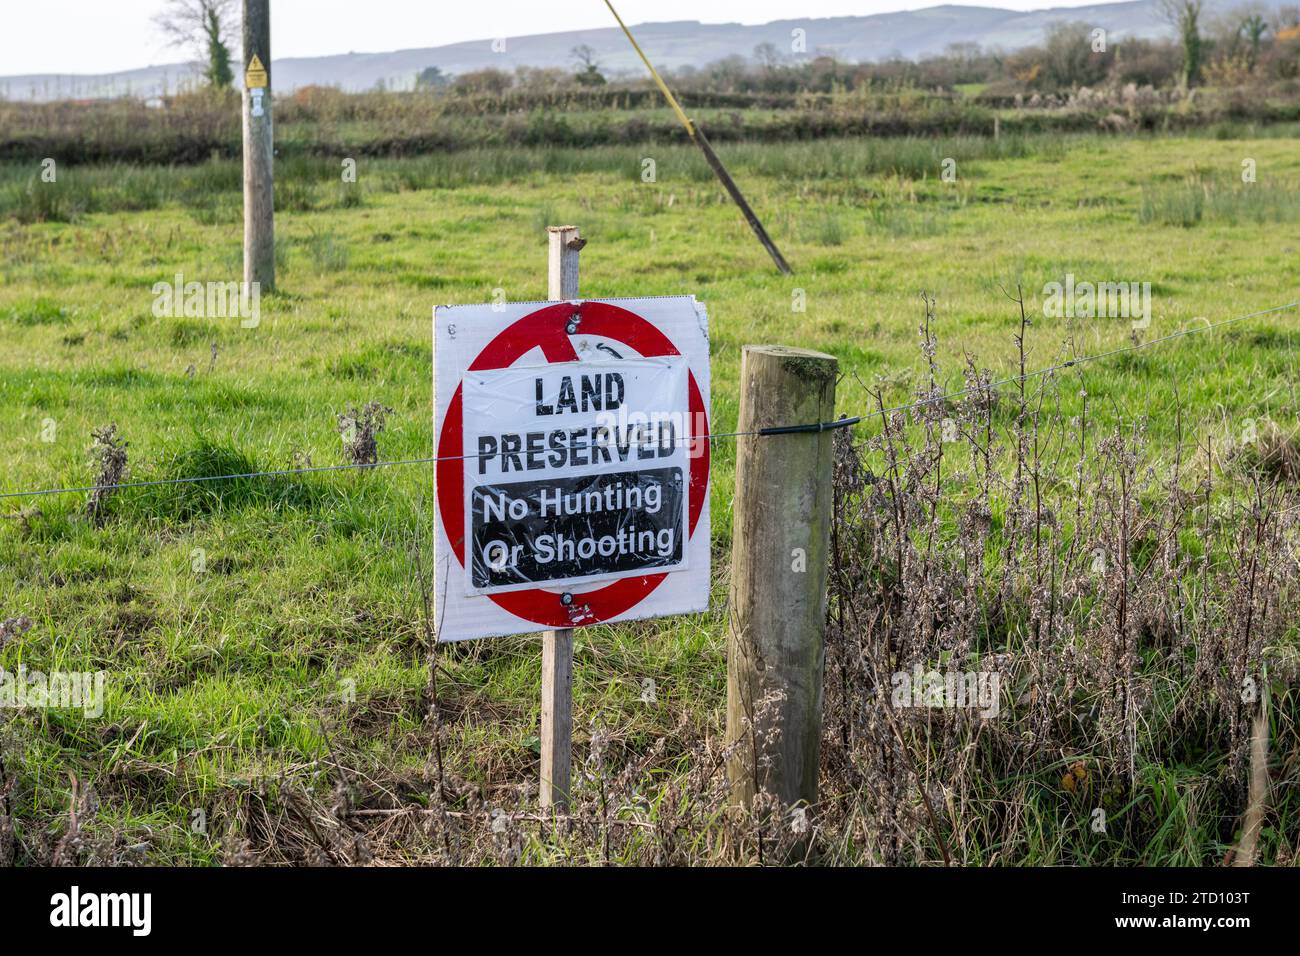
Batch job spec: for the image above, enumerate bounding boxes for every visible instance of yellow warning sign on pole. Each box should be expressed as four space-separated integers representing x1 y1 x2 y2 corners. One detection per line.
245 54 268 89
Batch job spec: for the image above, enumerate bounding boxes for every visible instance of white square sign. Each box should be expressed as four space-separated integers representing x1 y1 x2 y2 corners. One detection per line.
433 296 711 641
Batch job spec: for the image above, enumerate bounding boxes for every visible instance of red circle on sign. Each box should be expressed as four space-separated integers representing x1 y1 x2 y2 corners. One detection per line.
436 301 710 628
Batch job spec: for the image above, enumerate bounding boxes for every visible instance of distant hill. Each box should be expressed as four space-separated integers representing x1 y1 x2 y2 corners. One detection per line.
0 0 1275 102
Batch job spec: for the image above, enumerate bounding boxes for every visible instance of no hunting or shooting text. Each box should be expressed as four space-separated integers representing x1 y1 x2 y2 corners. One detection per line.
464 358 689 594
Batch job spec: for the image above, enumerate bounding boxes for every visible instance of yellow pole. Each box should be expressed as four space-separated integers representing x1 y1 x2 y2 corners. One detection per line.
602 0 695 137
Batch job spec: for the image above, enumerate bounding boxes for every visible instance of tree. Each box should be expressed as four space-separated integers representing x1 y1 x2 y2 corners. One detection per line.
1160 0 1205 88
154 0 236 90
450 69 512 96
1041 21 1109 88
945 42 982 71
753 42 783 70
1110 37 1182 87
1239 11 1270 71
570 45 607 87
415 66 450 90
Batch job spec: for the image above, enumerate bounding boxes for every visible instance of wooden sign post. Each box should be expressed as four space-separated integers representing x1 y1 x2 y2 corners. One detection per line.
242 0 274 292
431 234 712 813
540 225 582 810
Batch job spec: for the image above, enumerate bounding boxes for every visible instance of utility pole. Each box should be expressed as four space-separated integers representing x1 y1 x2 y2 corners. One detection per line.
242 0 274 292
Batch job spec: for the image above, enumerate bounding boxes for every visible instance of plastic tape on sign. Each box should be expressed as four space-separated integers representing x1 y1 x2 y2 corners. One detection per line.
468 466 686 592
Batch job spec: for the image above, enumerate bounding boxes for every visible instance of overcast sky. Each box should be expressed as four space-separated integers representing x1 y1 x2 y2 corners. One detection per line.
4 0 1115 76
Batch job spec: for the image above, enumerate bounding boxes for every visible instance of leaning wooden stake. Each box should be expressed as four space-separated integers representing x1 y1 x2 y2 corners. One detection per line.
602 0 791 275
539 225 583 810
691 127 792 275
242 0 275 291
726 346 837 810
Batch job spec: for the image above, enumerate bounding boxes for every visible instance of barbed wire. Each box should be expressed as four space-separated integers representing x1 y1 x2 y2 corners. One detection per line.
1 298 1296 504
0 456 440 503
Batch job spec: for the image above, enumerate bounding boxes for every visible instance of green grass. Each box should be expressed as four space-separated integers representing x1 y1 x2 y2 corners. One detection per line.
1 131 1298 864
1140 175 1300 227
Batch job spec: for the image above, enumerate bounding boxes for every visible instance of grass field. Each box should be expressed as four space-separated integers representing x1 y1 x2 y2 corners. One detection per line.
1 131 1298 864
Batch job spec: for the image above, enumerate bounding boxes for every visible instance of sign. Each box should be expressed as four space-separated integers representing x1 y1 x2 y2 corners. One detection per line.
244 54 268 89
245 54 268 117
434 296 710 641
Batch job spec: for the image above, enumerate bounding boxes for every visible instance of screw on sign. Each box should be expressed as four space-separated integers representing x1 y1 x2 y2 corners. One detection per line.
433 297 711 641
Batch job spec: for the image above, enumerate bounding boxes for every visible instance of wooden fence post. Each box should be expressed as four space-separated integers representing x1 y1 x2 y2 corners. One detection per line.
242 0 275 292
539 225 583 810
726 346 837 810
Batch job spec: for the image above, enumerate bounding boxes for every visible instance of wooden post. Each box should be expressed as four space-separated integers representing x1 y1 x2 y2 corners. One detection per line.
548 225 582 302
692 127 791 275
242 0 274 292
539 225 583 810
726 346 837 811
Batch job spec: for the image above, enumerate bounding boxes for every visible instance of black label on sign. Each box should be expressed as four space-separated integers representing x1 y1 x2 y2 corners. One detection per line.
470 467 685 590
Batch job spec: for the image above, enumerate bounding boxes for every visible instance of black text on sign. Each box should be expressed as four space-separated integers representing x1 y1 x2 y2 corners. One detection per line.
463 359 689 595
